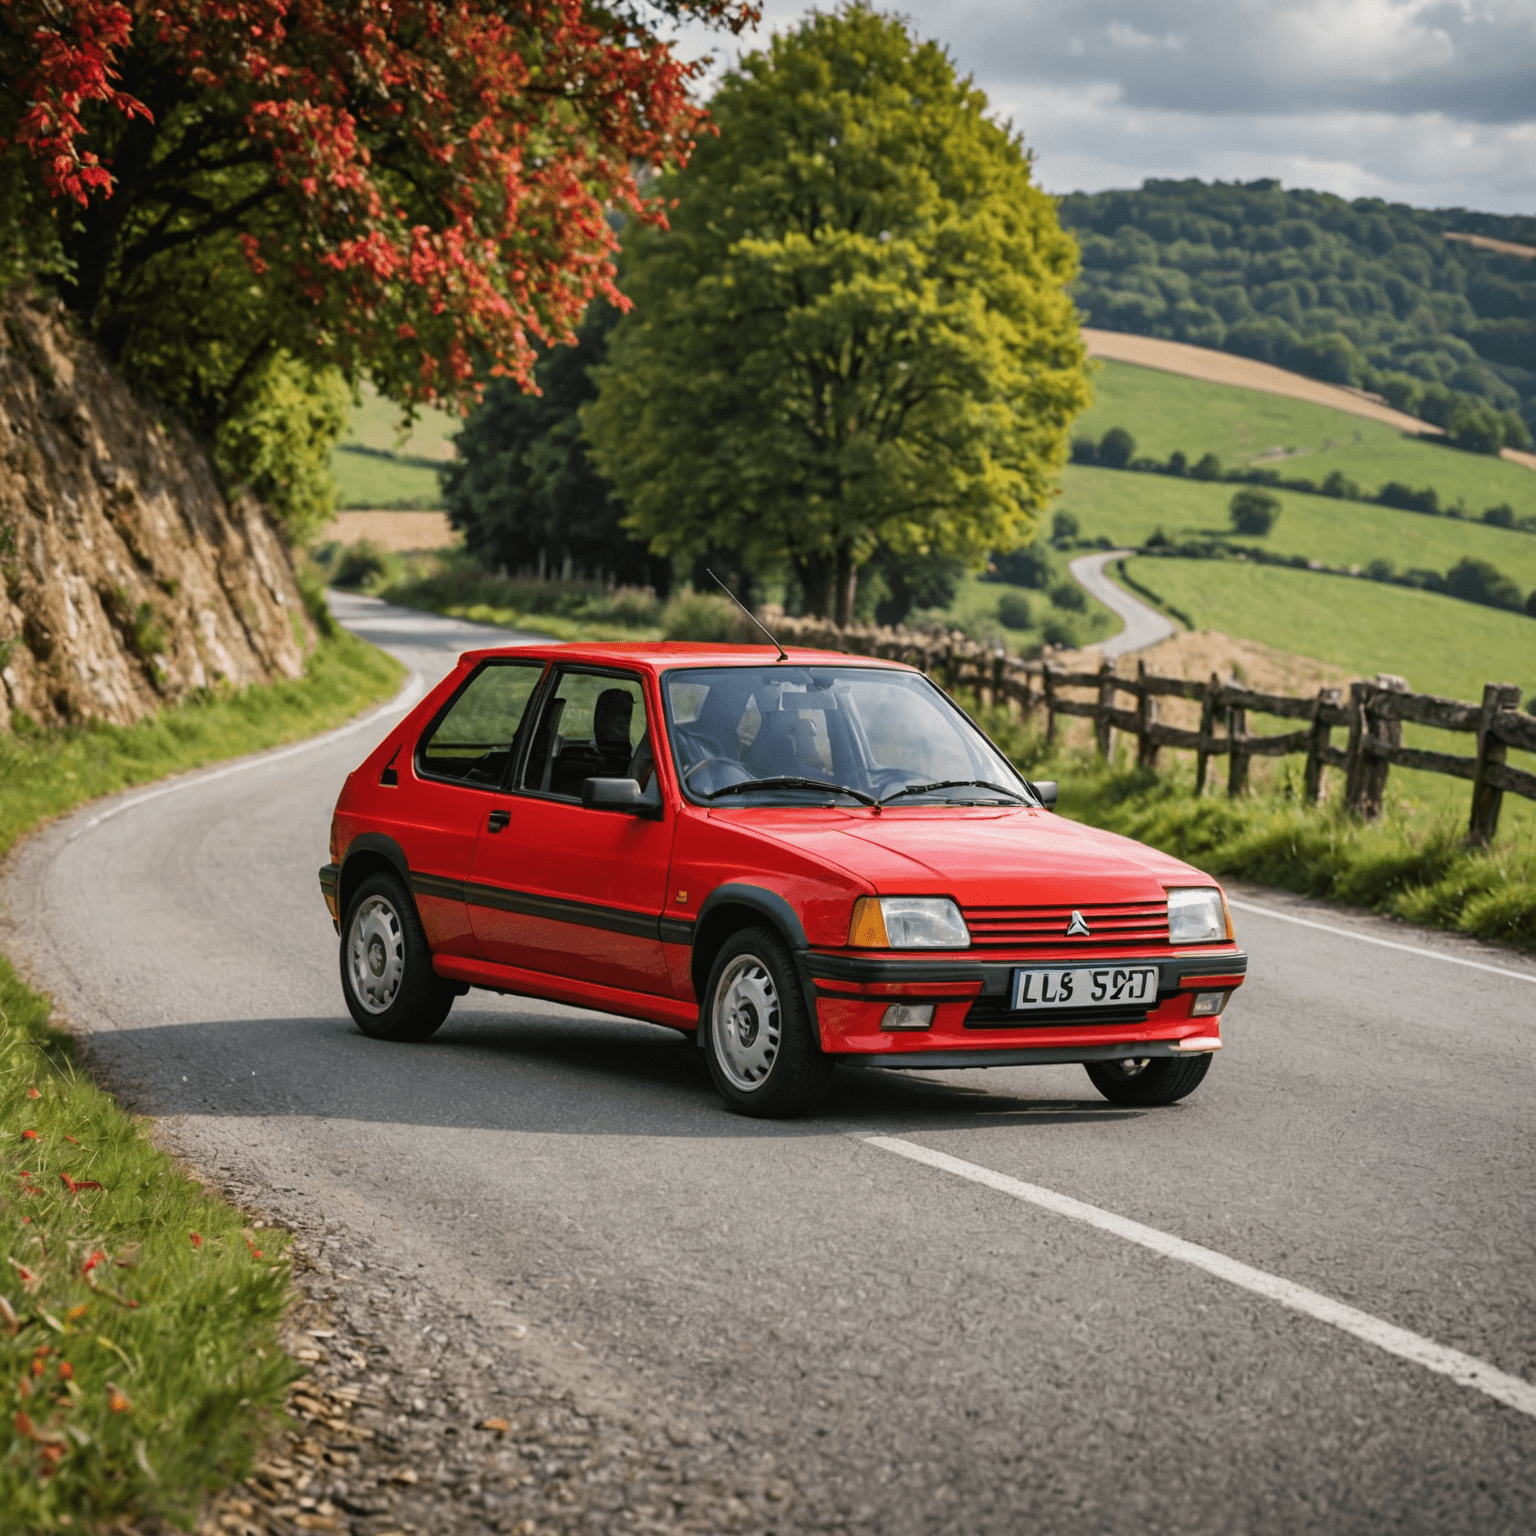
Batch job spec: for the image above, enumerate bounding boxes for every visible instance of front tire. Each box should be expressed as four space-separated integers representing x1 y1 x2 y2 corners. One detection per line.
702 927 833 1118
1085 1052 1211 1106
340 872 455 1042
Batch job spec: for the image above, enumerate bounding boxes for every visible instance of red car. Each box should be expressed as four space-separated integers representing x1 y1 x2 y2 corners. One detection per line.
319 643 1246 1117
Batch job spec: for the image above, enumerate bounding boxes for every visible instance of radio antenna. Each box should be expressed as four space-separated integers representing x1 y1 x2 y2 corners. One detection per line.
706 569 787 662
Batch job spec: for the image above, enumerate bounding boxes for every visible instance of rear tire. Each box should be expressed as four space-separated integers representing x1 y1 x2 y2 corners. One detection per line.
1085 1052 1211 1106
702 927 833 1118
340 871 455 1042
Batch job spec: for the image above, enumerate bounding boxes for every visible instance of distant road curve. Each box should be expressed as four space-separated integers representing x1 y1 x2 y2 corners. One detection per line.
1069 549 1176 659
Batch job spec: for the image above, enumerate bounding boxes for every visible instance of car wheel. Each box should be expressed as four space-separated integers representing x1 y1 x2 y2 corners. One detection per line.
702 927 833 1118
340 871 456 1042
1084 1052 1211 1106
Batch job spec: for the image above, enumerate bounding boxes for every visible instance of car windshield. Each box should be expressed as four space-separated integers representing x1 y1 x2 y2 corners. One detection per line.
663 666 1033 806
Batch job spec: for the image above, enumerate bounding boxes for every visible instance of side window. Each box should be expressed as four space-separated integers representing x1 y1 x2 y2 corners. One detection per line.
521 670 655 802
416 661 544 787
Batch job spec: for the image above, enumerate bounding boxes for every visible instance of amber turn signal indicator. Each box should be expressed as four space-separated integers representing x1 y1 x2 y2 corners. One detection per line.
848 896 890 948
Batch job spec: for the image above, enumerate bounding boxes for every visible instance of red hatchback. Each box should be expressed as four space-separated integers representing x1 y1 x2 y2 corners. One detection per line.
320 643 1246 1117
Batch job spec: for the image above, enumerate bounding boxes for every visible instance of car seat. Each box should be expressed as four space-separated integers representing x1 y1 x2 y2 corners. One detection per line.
593 689 635 777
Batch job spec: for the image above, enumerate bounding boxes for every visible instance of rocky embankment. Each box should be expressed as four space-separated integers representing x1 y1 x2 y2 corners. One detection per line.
0 291 314 732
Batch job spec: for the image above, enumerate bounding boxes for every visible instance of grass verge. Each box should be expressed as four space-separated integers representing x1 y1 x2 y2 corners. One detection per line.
1 624 404 1526
967 698 1536 953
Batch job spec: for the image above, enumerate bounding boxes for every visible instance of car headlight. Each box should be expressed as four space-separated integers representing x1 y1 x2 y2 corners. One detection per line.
1167 887 1228 945
849 896 971 949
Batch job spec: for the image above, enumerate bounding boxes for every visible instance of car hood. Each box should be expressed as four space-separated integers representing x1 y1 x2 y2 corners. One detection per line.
734 807 1209 905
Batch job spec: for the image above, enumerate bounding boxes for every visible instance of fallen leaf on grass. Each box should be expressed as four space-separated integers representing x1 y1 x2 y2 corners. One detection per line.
189 1231 202 1248
60 1173 102 1195
15 1410 34 1438
21 1128 38 1140
106 1383 131 1413
64 1304 88 1322
26 1087 40 1099
81 1251 106 1278
63 1135 80 1145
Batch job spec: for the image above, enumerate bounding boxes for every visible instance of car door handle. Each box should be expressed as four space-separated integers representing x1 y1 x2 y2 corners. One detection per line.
487 809 510 834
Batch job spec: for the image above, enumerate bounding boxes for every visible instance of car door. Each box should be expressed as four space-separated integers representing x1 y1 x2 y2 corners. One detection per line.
403 656 546 955
466 665 674 996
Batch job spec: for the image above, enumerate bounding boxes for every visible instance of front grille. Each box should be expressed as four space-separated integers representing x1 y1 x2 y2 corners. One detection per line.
964 997 1151 1029
961 899 1168 952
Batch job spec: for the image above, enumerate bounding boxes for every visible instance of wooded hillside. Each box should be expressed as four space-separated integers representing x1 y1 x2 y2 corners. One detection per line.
1059 180 1536 440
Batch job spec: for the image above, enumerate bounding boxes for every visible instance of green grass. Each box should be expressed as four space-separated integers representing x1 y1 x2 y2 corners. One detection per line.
339 381 459 462
912 570 1120 652
0 958 297 1527
963 702 1536 954
1058 464 1536 594
330 446 445 510
1119 556 1536 704
1077 358 1536 519
0 626 404 1525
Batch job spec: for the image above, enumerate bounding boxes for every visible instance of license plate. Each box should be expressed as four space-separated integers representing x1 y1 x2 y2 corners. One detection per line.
1009 965 1158 1011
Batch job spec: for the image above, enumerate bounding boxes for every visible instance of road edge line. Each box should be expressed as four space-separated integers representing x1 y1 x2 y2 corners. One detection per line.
855 1133 1536 1421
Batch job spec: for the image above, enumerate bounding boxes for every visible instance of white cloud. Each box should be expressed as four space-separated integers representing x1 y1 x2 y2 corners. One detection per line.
663 0 1536 214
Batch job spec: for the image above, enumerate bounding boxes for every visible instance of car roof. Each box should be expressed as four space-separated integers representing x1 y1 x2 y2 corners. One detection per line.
455 641 920 675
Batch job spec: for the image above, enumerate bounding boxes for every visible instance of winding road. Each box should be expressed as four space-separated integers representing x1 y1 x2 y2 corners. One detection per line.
3 592 1535 1533
1069 549 1176 657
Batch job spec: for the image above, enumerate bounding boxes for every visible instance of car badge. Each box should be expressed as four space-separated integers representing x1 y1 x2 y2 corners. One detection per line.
1065 910 1091 938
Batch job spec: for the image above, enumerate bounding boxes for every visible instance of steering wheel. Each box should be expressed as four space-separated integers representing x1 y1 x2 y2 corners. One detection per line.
683 756 748 786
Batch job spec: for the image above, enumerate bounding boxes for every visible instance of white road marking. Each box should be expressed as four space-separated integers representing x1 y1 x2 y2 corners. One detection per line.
1227 897 1536 984
66 671 426 843
856 1133 1536 1421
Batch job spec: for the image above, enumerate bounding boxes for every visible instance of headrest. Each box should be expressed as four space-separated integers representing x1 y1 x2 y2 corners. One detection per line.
594 688 634 747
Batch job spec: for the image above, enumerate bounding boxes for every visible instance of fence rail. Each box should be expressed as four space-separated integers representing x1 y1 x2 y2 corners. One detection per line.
766 612 1536 846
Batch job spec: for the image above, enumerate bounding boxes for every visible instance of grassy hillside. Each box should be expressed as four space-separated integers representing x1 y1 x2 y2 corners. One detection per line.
1059 465 1536 594
1077 359 1536 520
332 383 458 509
1120 556 1536 704
1059 179 1536 438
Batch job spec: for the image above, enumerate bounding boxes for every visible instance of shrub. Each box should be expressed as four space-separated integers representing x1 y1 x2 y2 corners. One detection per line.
1446 401 1505 455
1321 469 1359 499
1229 487 1281 536
1366 558 1395 581
332 539 390 588
1051 510 1080 543
1444 557 1524 612
990 547 1053 588
1048 580 1087 613
1166 449 1187 476
1378 481 1440 515
1483 503 1515 528
997 592 1032 629
660 592 749 642
1190 451 1222 481
1097 426 1136 469
1041 617 1074 647
1069 437 1098 464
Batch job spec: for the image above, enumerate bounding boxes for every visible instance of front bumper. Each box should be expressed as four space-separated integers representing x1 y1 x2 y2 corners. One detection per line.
805 948 1246 1064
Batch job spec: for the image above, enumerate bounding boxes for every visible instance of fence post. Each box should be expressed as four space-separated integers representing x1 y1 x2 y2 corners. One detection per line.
1342 681 1369 813
1303 686 1341 804
1344 675 1408 818
1226 682 1249 797
1043 665 1058 745
1135 659 1158 769
1468 682 1523 846
1094 660 1116 760
1194 672 1220 795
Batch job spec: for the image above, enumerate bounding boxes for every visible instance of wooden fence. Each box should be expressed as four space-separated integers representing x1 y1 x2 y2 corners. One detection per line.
767 613 1536 846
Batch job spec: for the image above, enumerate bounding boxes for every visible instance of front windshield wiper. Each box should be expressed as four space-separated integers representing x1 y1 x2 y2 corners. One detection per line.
879 779 1029 806
703 775 877 806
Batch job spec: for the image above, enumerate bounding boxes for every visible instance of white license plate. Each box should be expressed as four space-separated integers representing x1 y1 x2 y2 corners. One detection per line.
1010 965 1158 1011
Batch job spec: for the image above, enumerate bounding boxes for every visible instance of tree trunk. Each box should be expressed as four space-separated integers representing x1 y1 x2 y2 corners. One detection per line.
833 544 858 628
795 553 833 619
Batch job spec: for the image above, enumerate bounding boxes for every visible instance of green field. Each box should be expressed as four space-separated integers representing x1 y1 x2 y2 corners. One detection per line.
332 382 459 508
1076 359 1536 520
913 569 1120 651
1059 464 1536 595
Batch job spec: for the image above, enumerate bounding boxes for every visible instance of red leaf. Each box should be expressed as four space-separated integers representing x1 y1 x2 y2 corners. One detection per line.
26 1087 40 1099
14 1410 34 1440
189 1232 202 1249
64 1135 81 1146
7 1259 39 1290
106 1383 130 1413
80 1250 106 1278
60 1173 103 1195
21 1129 39 1141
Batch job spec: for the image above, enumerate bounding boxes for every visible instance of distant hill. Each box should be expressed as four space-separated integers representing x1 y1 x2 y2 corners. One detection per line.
1058 179 1536 442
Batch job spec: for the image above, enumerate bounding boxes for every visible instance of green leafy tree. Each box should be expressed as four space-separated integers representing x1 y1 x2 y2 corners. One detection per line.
1097 427 1136 469
583 4 1090 624
1230 487 1281 536
442 303 670 591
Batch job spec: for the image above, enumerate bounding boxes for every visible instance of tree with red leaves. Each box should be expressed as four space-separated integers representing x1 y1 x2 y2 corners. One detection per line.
0 0 752 528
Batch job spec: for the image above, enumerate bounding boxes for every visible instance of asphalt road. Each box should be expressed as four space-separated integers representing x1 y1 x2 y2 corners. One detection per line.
1069 550 1177 658
4 592 1536 1533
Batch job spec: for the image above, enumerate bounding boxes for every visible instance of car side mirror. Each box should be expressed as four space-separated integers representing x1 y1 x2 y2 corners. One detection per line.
582 777 657 815
1031 780 1058 810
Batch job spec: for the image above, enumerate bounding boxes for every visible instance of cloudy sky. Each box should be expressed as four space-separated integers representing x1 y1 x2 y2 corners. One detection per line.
672 1 1536 215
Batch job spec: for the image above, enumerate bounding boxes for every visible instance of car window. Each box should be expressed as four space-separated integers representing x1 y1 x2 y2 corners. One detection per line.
520 669 658 803
663 666 1026 803
416 660 544 787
